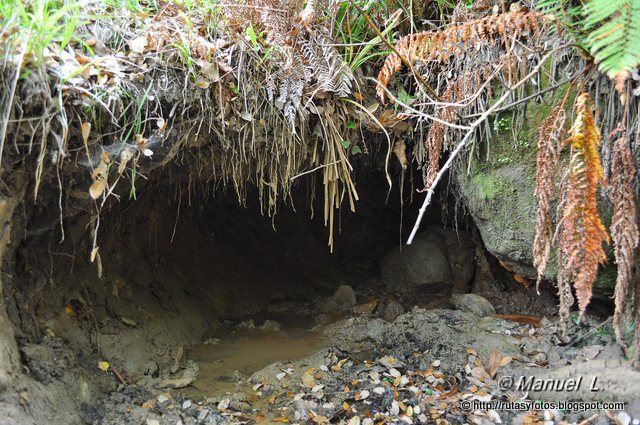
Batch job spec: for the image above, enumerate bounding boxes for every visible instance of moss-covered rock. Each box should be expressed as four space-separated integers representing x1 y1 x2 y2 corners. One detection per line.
454 88 615 299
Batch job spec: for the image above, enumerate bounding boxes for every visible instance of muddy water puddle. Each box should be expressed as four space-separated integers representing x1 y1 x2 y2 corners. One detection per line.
180 314 326 401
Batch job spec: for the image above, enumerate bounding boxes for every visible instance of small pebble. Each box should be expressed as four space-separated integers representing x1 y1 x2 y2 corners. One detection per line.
418 413 428 423
182 400 192 410
432 360 441 368
390 400 400 416
157 395 168 404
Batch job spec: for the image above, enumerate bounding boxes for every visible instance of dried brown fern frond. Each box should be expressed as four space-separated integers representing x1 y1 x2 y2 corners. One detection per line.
609 126 639 350
533 105 566 286
376 11 550 101
424 81 457 187
558 92 610 318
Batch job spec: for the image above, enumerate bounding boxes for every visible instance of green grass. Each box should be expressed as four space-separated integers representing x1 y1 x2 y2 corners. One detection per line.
0 0 82 66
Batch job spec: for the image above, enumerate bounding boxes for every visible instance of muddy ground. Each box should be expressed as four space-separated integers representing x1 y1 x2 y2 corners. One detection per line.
0 185 638 425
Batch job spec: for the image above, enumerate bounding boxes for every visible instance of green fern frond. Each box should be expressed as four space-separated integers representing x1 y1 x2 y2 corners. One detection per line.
583 0 640 77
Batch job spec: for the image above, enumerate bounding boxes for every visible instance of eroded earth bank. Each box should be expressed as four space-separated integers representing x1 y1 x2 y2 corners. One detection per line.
0 168 639 425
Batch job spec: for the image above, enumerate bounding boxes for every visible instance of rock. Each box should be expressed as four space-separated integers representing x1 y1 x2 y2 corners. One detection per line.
441 228 476 293
157 361 199 389
380 231 452 295
380 299 405 322
320 285 357 314
235 319 256 331
259 320 282 333
451 294 495 316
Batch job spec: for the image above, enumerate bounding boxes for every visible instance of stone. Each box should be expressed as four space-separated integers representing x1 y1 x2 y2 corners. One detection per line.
451 294 496 316
380 231 452 295
259 320 282 333
381 299 405 322
441 228 476 293
320 285 357 314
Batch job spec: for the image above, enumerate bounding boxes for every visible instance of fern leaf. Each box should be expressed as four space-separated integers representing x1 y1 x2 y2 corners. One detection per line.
583 0 640 80
609 127 639 350
424 81 457 187
558 92 610 318
376 11 550 101
533 105 566 285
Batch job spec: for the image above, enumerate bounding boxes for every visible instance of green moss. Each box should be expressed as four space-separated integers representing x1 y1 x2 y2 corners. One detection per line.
593 263 617 296
468 173 513 201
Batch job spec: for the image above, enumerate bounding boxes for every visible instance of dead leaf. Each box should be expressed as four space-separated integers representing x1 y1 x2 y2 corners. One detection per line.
311 415 328 424
100 149 109 164
494 314 542 327
157 117 167 132
302 372 316 389
272 417 289 423
486 351 501 378
195 77 210 89
89 180 107 200
513 274 531 288
92 161 108 181
81 122 91 145
141 399 156 409
393 139 407 169
130 36 148 53
354 390 369 400
352 299 378 314
499 356 512 367
200 62 220 82
470 366 488 382
118 148 135 175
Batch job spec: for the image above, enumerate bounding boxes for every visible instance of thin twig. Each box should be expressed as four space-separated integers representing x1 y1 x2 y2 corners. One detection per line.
462 74 578 119
290 160 344 181
407 47 567 244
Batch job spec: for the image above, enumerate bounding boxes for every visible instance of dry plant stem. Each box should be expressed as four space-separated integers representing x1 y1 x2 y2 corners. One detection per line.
371 79 472 131
110 366 127 385
406 48 563 245
345 0 439 100
290 160 344 181
0 49 25 164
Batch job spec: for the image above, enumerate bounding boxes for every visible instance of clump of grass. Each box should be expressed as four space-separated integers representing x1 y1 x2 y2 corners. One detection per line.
0 0 82 66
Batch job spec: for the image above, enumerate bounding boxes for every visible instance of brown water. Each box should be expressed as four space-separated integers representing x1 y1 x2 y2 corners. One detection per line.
180 318 326 401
